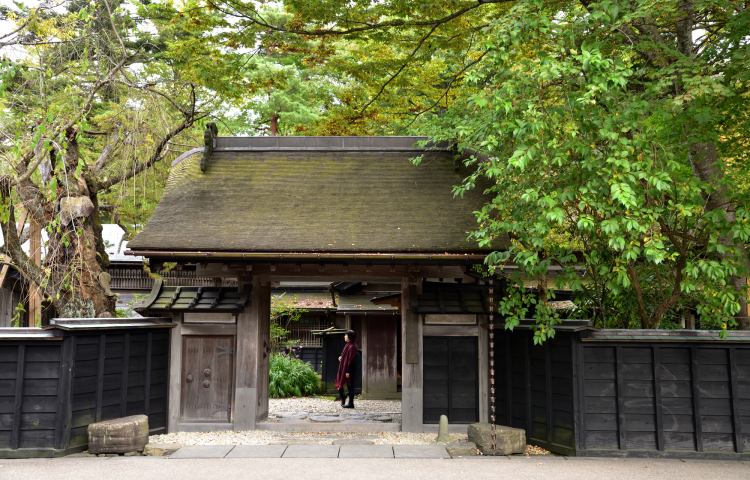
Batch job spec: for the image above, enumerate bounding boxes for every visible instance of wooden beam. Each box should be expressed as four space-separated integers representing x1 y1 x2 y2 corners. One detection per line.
0 207 28 291
195 262 468 280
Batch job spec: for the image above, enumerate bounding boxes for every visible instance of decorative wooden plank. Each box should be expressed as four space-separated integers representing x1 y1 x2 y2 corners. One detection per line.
653 346 664 451
574 341 586 451
615 346 627 450
144 332 153 416
690 346 704 452
728 347 743 453
121 333 130 418
525 336 532 434
506 335 513 427
95 335 106 423
545 340 554 443
55 337 75 450
405 312 419 364
10 345 25 450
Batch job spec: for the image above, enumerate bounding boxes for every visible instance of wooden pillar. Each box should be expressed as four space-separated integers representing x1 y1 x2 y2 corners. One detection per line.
234 276 271 431
167 314 183 433
401 278 423 432
28 218 42 326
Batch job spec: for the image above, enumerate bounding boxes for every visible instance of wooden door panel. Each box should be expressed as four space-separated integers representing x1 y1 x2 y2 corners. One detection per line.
423 336 478 424
180 336 233 422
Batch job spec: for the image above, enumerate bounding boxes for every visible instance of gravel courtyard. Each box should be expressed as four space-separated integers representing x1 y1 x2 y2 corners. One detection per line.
150 396 472 446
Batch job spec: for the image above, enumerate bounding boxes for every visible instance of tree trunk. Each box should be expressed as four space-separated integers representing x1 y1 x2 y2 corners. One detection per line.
689 142 750 329
270 114 279 136
1 131 116 319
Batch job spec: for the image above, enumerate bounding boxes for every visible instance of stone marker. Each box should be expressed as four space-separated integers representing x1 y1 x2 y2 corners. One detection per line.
436 415 451 444
143 443 183 456
88 415 149 454
446 442 479 457
467 423 525 455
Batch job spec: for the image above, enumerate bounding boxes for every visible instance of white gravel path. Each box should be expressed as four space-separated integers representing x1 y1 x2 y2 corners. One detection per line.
269 396 401 414
149 430 467 446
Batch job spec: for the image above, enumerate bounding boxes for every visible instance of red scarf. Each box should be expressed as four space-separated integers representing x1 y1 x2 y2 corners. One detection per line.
335 342 358 389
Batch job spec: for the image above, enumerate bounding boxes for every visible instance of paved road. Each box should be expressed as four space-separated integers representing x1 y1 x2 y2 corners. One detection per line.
0 455 748 480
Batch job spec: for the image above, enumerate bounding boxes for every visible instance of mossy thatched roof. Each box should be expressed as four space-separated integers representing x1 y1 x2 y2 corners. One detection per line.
129 137 507 253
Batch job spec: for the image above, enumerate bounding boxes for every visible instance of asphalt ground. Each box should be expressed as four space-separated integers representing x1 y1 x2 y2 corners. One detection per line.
0 454 748 480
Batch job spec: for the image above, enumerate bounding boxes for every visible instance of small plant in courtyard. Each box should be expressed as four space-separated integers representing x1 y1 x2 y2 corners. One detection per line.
269 350 320 398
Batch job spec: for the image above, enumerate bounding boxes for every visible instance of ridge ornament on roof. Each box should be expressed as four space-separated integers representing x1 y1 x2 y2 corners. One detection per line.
199 122 218 173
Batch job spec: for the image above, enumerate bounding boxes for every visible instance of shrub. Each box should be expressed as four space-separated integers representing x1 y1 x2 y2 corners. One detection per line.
269 351 321 398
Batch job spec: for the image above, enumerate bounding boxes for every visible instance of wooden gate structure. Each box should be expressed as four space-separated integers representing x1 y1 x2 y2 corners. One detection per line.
125 134 749 460
128 135 499 434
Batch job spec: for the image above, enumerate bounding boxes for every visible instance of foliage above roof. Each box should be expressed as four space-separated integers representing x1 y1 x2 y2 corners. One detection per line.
129 137 507 254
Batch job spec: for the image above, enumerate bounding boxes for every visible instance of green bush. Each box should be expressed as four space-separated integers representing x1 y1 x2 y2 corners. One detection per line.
269 351 321 398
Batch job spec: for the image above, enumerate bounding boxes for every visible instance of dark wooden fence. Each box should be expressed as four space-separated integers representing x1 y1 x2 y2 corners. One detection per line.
494 322 750 459
0 318 174 458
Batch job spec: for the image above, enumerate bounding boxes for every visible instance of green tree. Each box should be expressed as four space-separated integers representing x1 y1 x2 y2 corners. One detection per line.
0 1 207 319
420 0 750 339
183 0 750 337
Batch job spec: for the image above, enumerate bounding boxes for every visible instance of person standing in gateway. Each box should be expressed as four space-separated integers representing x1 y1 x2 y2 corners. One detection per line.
336 330 358 408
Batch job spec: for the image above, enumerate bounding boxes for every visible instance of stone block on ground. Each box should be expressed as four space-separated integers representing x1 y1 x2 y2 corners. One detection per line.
88 415 149 454
339 445 394 458
143 443 183 456
393 445 450 459
225 445 287 458
436 415 451 444
65 452 98 458
332 439 375 445
467 423 525 456
282 445 340 458
446 442 478 457
168 445 235 459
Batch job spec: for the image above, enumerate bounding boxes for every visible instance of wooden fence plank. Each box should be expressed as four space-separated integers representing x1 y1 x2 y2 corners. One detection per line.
545 340 553 443
525 337 532 434
55 338 74 450
144 332 152 416
653 346 664 451
728 347 743 453
95 335 106 423
691 346 703 452
121 334 130 418
506 335 513 427
615 346 627 450
10 345 25 450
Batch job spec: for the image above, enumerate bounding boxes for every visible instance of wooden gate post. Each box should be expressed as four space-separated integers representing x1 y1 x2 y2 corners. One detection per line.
234 277 271 431
401 278 423 432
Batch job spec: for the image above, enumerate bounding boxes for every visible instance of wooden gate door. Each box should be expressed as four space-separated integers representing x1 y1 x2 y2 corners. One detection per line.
423 336 478 424
180 336 234 422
